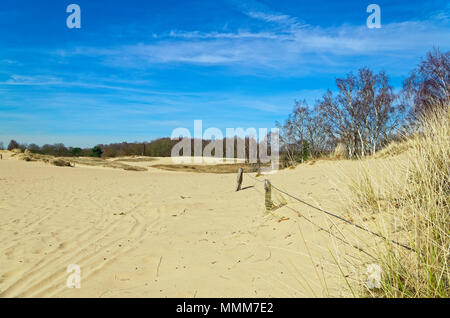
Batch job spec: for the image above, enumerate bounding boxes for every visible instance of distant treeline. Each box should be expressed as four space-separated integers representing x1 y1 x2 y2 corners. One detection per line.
1 137 273 159
100 137 273 159
2 140 105 157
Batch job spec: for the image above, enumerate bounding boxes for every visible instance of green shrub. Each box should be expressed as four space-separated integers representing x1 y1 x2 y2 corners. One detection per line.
91 145 103 157
70 147 83 156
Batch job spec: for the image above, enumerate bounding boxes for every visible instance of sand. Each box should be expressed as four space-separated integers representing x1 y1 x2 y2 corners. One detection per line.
0 151 377 297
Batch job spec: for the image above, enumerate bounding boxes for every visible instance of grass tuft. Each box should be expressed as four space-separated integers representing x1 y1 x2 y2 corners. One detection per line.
345 104 449 297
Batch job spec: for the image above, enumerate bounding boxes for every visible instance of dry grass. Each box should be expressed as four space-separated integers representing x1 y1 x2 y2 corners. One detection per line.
68 157 148 171
15 152 148 171
374 139 415 159
16 152 52 163
332 142 347 159
51 158 73 167
344 104 449 297
113 157 157 163
10 148 23 155
151 163 266 174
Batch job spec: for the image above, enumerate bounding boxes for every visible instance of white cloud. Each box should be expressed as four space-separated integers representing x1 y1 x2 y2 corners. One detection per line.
56 8 448 76
167 30 280 39
3 75 62 85
0 59 20 65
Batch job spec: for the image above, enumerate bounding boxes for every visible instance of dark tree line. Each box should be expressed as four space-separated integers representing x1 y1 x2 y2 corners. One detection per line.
3 136 273 160
4 140 97 157
277 48 449 162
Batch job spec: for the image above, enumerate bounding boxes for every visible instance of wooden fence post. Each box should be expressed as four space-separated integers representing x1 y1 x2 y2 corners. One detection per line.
236 168 243 191
264 179 274 211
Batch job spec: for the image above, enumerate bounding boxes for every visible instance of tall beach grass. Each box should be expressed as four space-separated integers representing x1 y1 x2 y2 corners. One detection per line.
345 104 449 297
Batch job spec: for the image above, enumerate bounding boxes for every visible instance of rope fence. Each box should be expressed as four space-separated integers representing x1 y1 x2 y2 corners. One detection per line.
239 170 416 254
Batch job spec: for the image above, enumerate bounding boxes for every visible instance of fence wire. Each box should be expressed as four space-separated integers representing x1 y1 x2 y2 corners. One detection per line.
245 173 416 253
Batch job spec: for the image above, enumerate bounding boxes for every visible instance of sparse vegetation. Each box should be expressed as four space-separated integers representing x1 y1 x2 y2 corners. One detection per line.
12 150 148 172
64 157 147 171
51 158 73 167
151 163 267 174
113 157 157 163
345 104 449 297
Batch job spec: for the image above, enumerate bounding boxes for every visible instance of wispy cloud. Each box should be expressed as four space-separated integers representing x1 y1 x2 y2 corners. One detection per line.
0 59 20 65
3 75 62 86
54 6 449 75
167 30 280 39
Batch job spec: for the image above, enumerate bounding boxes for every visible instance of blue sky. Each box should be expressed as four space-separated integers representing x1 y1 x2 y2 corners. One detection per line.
0 0 449 147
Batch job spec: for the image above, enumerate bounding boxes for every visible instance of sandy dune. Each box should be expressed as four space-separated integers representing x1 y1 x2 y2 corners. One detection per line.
0 152 375 297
